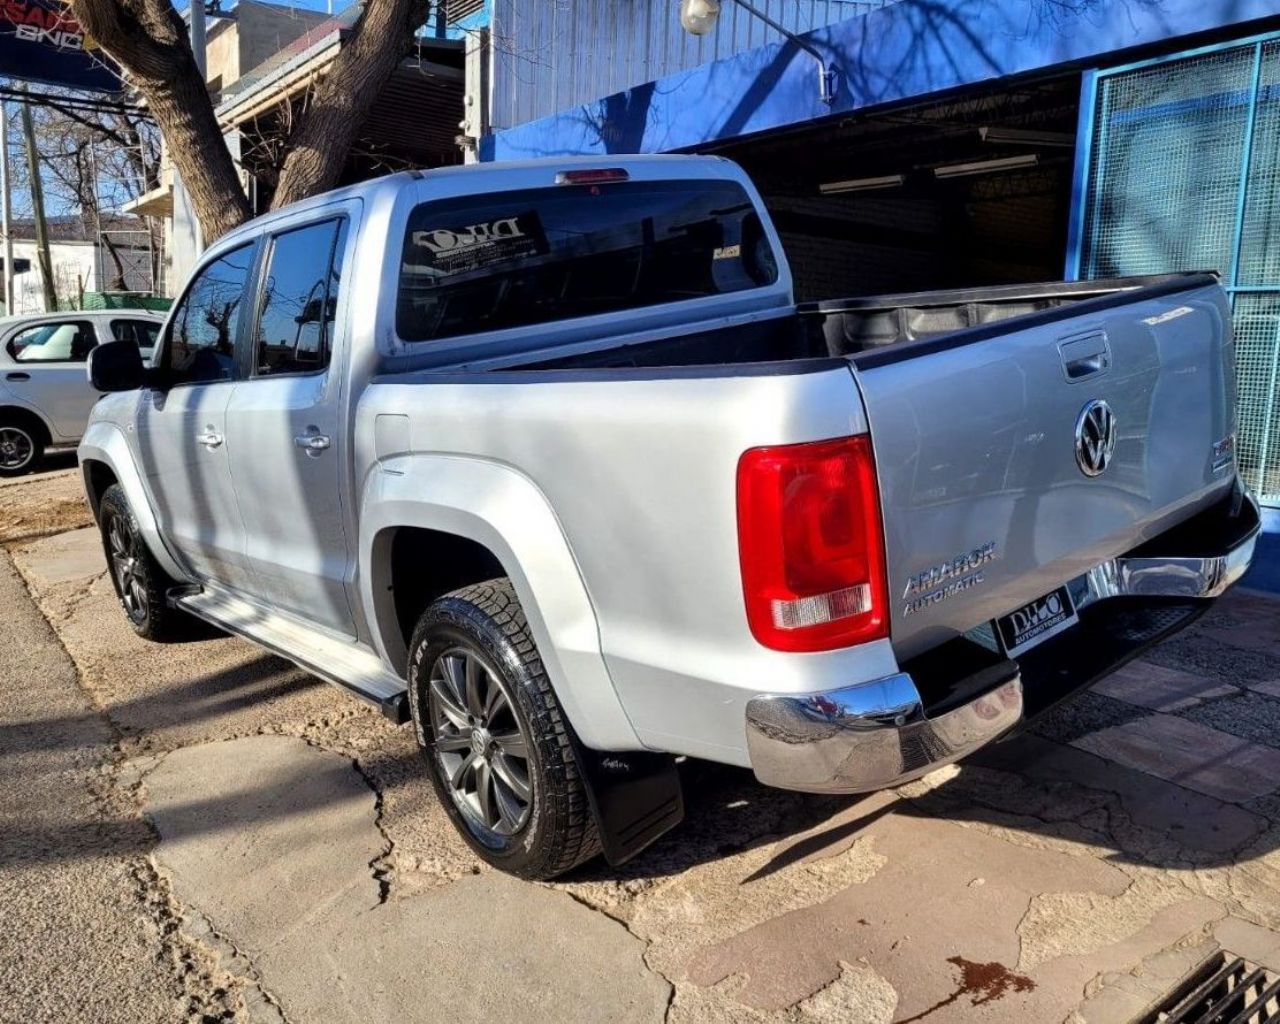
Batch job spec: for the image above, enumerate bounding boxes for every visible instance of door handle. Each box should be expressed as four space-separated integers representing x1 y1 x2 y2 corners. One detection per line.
294 432 331 454
5 372 29 382
1059 333 1111 380
196 430 224 450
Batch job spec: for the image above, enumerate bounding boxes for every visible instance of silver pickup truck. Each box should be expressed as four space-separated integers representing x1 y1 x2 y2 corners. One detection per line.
80 155 1259 879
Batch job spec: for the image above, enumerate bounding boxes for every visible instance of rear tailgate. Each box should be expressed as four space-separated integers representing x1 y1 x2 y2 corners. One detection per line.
851 275 1237 660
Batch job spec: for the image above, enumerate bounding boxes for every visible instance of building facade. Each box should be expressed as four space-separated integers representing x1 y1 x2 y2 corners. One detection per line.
467 0 1280 583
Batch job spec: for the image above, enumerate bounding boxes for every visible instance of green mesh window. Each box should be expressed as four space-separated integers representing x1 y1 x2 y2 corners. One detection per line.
1079 36 1280 503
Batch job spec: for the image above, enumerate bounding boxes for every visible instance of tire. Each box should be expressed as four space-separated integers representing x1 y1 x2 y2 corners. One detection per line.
407 579 601 879
98 484 192 642
0 417 45 477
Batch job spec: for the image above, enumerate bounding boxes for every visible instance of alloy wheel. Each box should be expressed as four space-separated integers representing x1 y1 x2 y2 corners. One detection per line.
106 514 148 624
0 427 33 471
427 647 532 836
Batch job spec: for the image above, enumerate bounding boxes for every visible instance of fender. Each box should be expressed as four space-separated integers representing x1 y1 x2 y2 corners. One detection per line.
360 453 642 752
78 420 188 582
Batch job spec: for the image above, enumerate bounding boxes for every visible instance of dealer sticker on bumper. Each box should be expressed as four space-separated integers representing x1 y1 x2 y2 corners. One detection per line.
995 585 1078 656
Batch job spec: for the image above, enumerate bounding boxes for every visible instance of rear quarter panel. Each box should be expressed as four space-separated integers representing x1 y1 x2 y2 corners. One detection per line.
356 365 900 764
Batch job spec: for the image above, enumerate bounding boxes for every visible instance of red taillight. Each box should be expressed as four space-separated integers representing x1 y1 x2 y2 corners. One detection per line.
736 435 888 652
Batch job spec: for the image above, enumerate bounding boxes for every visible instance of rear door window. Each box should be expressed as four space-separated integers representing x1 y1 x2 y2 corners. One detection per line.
397 180 778 343
251 218 347 376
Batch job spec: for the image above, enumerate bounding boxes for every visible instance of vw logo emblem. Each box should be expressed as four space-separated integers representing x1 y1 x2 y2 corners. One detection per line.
1075 399 1117 477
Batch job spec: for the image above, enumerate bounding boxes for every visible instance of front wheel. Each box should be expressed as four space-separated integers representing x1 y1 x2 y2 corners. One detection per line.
407 579 601 879
98 484 192 642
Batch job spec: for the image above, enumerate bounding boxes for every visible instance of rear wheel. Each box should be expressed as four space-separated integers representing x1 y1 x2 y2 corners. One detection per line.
0 419 44 477
407 579 601 879
98 484 191 642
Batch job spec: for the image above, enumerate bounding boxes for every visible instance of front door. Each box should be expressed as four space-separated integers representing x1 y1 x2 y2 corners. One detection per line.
135 243 256 589
224 215 357 636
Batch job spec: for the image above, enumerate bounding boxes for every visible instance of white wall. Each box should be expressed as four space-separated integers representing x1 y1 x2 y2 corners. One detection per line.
6 240 151 316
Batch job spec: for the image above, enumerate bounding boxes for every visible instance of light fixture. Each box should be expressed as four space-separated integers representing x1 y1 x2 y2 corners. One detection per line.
978 127 1074 148
818 174 905 195
680 0 721 35
933 154 1039 179
679 0 836 105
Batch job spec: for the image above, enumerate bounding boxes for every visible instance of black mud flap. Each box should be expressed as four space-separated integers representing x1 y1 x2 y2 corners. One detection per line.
574 746 684 866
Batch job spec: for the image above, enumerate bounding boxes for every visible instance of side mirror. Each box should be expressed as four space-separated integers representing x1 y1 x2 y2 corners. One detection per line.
88 340 147 392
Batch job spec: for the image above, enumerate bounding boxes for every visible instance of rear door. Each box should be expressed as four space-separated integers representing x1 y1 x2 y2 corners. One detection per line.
853 280 1236 660
224 212 357 637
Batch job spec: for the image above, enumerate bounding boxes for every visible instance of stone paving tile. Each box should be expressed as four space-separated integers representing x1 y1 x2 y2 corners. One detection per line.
1246 678 1280 699
1141 628 1280 685
1071 713 1280 804
1177 690 1280 750
1091 659 1240 712
1031 690 1150 745
971 733 1268 857
1215 916 1280 972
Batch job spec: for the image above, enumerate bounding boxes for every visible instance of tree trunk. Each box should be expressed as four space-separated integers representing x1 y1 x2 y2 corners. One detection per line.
68 0 251 242
271 0 431 210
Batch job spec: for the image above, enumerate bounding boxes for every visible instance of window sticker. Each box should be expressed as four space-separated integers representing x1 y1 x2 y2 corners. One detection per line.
713 244 741 261
410 211 548 275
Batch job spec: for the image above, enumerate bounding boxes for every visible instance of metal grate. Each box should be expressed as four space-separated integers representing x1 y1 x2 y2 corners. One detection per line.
1137 951 1280 1024
1080 48 1254 280
1238 43 1280 287
1233 294 1280 498
1078 34 1280 503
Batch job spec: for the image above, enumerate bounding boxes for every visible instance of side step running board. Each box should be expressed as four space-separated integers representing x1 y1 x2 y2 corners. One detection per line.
167 585 409 724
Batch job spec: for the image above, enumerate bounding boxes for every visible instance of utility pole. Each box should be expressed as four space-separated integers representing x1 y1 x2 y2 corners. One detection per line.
170 0 207 286
0 101 13 315
19 91 57 313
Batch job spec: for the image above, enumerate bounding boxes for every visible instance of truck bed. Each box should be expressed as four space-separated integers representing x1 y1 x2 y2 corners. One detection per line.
477 273 1209 373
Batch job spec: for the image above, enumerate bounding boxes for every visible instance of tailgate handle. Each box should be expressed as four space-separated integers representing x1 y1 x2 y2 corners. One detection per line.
1059 333 1110 380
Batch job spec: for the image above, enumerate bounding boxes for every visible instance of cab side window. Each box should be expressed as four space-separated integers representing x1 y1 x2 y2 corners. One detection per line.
9 321 97 363
164 244 255 387
253 219 348 377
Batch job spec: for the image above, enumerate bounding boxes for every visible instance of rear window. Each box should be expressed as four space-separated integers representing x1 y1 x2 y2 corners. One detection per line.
397 180 778 343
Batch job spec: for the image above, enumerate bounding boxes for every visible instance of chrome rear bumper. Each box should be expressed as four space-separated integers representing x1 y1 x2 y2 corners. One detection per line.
745 487 1260 794
745 673 1023 794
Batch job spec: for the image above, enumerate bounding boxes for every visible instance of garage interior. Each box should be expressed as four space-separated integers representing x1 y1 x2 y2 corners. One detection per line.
707 75 1084 301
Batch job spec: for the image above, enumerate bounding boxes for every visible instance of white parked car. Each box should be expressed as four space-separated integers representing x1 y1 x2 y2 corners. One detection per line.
0 310 164 475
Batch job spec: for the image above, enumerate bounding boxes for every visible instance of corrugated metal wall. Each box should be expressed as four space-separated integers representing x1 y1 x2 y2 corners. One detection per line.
489 0 895 130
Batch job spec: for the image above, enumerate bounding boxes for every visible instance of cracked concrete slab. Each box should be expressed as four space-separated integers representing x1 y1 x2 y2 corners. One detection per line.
0 550 235 1022
143 735 671 1023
